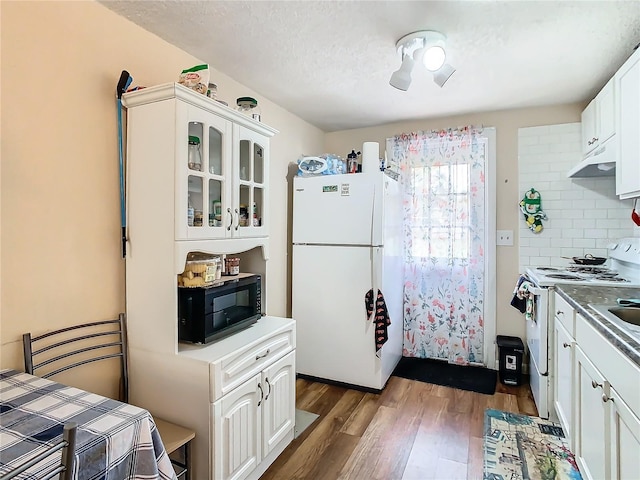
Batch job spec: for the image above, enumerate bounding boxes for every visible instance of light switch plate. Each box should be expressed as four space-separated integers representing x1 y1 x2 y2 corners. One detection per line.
497 230 514 246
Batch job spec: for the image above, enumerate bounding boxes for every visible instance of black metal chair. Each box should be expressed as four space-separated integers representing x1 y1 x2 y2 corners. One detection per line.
23 314 129 401
23 314 194 479
0 423 77 480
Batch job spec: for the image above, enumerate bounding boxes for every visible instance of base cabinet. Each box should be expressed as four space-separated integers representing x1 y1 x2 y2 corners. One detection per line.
565 309 640 480
552 316 574 447
214 351 295 480
128 317 296 480
215 375 261 480
574 345 609 480
609 385 640 480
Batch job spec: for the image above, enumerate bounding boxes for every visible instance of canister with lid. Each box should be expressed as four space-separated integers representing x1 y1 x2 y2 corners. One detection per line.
236 97 261 122
188 136 202 171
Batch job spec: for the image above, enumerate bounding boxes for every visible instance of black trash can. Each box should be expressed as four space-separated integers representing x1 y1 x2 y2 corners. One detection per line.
496 335 525 386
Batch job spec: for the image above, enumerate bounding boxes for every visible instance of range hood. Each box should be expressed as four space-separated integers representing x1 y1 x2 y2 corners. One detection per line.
567 140 617 178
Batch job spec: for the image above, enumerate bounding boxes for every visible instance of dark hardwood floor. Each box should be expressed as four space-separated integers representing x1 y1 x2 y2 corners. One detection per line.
261 375 537 480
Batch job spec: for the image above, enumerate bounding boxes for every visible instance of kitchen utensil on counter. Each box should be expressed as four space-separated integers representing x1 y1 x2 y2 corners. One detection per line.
617 298 640 307
562 254 607 265
632 198 640 226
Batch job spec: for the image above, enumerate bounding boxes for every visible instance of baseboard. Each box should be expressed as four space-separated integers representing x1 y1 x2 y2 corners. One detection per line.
296 374 383 394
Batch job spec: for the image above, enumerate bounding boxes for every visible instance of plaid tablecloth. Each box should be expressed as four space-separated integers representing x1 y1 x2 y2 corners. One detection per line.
0 369 177 480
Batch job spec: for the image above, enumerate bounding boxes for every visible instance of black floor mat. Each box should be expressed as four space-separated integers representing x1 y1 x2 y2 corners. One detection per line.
392 356 497 395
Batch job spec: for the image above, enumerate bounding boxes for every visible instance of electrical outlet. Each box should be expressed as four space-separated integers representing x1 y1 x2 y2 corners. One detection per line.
497 230 513 246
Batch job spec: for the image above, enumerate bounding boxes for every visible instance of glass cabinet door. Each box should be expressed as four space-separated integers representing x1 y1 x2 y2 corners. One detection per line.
235 127 268 237
177 106 232 240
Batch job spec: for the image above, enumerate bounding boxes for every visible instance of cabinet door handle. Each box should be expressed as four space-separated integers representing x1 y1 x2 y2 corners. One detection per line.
264 377 272 401
234 208 240 231
556 310 564 316
592 380 602 389
257 382 264 407
256 349 270 361
563 342 571 348
226 208 233 231
602 393 613 403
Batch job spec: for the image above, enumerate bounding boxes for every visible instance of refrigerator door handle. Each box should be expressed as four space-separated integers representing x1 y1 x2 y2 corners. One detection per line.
371 247 382 314
370 188 376 247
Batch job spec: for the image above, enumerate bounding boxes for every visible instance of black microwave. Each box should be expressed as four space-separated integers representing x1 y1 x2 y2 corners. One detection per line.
178 274 262 344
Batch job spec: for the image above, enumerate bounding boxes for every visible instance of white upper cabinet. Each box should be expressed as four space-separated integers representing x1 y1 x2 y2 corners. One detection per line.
122 83 278 249
582 78 615 156
615 47 640 199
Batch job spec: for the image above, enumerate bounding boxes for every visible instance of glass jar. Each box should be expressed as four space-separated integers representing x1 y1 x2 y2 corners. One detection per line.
236 97 261 122
206 83 217 100
239 204 249 226
188 135 202 171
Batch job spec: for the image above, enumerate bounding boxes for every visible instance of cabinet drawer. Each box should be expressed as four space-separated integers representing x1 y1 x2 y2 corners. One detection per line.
576 313 640 418
554 292 576 336
209 324 294 401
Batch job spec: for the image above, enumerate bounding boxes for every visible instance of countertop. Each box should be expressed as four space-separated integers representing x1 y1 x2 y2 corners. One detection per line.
555 285 640 368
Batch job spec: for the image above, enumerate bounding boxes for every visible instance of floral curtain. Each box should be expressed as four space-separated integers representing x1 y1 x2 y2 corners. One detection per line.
387 127 487 365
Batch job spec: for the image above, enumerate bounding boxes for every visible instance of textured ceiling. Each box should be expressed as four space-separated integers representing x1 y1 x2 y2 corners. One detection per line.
100 1 640 132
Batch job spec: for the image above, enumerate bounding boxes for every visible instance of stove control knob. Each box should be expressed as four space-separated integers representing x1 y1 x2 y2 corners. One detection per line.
623 244 631 252
609 243 618 250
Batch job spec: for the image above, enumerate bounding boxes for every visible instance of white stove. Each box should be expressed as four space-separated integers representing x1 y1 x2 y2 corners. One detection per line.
521 237 640 421
526 239 640 288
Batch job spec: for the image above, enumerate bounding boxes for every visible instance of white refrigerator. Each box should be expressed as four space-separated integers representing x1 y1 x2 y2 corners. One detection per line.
292 170 403 391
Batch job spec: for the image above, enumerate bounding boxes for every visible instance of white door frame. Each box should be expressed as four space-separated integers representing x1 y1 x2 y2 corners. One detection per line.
483 127 497 369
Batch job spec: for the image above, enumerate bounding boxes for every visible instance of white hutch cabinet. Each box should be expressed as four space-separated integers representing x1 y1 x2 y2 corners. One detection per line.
121 83 295 480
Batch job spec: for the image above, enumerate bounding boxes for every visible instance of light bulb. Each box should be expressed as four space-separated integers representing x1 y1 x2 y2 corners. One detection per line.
423 46 446 72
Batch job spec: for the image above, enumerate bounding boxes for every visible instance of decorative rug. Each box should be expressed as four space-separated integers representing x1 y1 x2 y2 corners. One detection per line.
483 409 582 480
294 409 319 439
392 356 497 394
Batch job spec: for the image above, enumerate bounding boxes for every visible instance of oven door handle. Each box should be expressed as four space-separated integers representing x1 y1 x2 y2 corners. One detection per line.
527 285 547 296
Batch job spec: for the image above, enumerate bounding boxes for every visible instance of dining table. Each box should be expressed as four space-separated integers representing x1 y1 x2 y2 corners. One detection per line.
0 369 177 480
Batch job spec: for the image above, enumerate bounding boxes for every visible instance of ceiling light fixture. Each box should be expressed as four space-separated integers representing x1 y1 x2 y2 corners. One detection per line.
389 30 456 90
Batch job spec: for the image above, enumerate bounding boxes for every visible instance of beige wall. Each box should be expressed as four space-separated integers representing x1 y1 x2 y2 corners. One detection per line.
325 104 583 344
0 1 324 389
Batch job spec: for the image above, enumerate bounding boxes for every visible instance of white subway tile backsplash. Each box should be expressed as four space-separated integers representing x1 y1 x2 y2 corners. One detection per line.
608 208 631 219
521 247 541 257
528 257 552 266
572 219 593 229
560 133 581 144
517 122 635 271
520 144 551 155
550 238 574 247
572 199 597 210
560 190 584 200
572 238 596 248
584 209 609 219
521 125 551 136
519 136 541 146
596 218 625 229
551 123 582 134
561 228 584 238
583 229 609 238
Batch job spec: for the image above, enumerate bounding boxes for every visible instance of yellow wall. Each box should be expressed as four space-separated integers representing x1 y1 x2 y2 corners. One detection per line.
0 1 324 390
325 104 583 345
